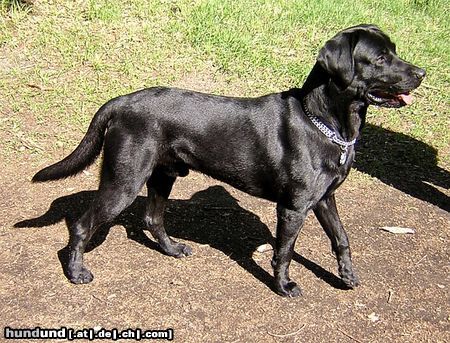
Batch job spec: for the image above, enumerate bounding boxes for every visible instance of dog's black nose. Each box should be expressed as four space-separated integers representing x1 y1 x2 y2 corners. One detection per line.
414 68 426 80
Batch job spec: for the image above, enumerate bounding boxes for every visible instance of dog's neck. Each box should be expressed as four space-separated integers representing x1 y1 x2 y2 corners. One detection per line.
300 63 367 142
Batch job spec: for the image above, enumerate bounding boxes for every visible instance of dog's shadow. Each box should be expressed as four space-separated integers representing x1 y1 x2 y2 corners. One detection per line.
356 124 449 212
13 124 449 292
14 185 346 292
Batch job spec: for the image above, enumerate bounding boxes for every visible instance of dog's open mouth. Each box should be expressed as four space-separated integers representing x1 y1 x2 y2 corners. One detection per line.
367 90 413 108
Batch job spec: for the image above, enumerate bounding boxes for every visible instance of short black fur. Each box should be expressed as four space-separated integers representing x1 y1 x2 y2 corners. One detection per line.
33 24 425 296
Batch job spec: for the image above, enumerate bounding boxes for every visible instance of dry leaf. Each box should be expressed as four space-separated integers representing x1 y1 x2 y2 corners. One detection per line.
368 312 380 322
256 244 273 253
170 280 184 286
380 226 415 234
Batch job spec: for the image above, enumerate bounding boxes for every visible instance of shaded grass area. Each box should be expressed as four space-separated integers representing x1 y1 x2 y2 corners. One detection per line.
0 0 448 166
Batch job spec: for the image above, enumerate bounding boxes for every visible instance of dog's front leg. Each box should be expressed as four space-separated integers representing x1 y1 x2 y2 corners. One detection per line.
314 194 359 288
272 205 305 297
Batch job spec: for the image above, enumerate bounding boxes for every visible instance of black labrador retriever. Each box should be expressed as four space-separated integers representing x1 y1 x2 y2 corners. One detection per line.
33 24 425 297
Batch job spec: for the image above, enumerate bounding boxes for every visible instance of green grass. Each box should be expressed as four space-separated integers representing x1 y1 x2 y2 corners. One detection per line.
1 0 449 166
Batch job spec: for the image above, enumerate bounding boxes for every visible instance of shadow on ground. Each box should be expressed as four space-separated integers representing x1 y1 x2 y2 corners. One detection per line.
14 185 345 293
356 124 449 212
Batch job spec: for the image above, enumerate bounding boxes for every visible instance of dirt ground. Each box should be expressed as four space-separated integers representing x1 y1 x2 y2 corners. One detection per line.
1 117 449 342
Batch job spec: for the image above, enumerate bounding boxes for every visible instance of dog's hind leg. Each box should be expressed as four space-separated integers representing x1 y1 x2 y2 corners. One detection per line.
68 184 148 284
314 194 360 289
144 168 192 258
67 133 155 284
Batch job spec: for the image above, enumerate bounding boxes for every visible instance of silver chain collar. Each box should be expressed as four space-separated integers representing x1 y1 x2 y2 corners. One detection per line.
302 99 356 165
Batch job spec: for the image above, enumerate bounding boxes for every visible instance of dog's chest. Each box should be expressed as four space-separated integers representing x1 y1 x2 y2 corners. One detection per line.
287 146 354 205
321 148 354 195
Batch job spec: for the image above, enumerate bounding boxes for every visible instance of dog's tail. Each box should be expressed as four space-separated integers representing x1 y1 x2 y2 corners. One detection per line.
32 101 115 182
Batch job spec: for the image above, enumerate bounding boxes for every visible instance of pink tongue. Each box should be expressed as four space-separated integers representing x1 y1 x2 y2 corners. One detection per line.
398 93 413 105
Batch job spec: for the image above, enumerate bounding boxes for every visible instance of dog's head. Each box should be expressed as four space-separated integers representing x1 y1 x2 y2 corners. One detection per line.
317 24 425 108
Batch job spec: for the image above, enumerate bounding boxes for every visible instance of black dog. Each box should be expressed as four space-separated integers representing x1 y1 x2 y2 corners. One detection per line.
33 24 425 296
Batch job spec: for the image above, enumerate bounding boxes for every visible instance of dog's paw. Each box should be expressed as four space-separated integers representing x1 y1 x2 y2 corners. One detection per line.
163 242 193 258
340 272 360 289
174 243 193 258
69 267 94 284
275 280 303 297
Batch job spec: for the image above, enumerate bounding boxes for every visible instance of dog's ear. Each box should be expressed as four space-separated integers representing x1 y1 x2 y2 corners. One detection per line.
317 31 357 89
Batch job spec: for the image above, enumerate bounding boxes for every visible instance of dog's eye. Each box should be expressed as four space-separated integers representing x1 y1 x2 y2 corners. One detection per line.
376 55 387 64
